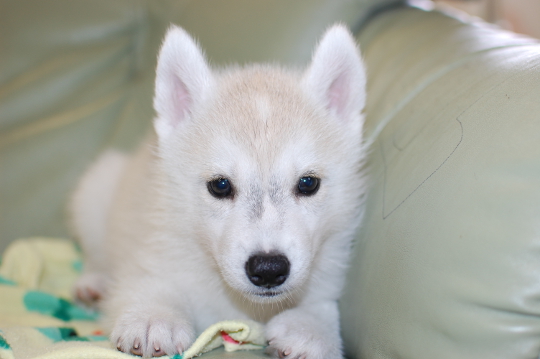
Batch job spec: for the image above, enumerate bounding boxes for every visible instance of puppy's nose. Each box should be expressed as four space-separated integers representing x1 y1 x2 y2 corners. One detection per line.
245 253 290 288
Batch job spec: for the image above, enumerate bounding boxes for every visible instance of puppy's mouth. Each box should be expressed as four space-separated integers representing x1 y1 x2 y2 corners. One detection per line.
245 288 286 302
256 290 282 298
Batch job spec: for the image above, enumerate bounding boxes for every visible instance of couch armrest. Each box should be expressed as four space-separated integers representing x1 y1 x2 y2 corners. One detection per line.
341 5 540 359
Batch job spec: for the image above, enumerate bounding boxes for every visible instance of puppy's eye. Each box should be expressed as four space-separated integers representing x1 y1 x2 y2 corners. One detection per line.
297 176 320 196
208 178 233 198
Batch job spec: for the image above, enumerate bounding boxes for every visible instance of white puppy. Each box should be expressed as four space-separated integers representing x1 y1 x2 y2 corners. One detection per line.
70 24 367 359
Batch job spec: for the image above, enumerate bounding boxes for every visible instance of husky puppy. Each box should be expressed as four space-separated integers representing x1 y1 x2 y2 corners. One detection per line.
70 24 367 359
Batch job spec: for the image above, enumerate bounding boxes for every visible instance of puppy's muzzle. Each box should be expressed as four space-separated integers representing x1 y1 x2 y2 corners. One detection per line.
245 253 290 288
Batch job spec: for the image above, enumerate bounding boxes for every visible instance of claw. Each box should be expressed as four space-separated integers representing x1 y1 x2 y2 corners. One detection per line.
278 349 291 358
131 340 143 356
87 288 102 301
284 349 292 356
152 345 166 357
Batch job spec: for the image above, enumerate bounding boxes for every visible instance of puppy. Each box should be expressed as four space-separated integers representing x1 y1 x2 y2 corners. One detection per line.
70 24 367 359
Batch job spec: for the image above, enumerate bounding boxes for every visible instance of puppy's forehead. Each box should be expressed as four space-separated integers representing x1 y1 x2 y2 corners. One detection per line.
211 66 316 142
194 66 335 177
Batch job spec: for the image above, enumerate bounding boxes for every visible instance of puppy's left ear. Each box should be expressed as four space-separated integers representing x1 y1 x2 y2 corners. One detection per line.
303 25 366 125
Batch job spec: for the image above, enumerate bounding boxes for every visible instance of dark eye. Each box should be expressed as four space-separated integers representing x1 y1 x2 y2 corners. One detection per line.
208 178 233 198
297 176 320 196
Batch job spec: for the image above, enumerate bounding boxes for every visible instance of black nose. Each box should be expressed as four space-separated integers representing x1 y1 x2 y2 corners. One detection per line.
245 253 290 288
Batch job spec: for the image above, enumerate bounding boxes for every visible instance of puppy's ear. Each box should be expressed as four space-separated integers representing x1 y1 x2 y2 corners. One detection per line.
303 24 366 125
153 26 213 140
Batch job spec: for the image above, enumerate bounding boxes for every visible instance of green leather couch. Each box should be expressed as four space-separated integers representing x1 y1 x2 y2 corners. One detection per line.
2 1 540 358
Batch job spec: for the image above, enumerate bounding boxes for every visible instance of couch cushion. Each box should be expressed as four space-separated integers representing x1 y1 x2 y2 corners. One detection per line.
341 5 540 358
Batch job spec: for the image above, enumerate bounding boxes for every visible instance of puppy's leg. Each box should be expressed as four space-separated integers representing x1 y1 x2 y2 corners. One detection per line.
266 301 343 359
69 150 128 305
106 278 195 357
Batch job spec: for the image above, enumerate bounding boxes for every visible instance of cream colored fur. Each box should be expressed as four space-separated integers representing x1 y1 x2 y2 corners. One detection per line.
70 24 367 359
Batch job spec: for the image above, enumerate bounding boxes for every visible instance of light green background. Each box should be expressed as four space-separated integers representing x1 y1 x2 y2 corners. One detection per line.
0 0 400 251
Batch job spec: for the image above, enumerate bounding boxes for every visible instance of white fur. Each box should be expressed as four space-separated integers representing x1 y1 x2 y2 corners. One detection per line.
70 24 367 359
70 150 128 303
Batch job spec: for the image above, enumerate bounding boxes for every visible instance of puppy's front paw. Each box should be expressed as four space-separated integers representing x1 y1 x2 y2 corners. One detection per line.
74 272 105 306
266 312 342 359
111 311 195 357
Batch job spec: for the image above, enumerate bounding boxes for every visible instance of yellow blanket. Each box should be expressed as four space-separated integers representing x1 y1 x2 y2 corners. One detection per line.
0 238 265 359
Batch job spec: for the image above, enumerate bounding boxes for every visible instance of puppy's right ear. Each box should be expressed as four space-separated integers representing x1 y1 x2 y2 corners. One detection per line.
153 26 213 140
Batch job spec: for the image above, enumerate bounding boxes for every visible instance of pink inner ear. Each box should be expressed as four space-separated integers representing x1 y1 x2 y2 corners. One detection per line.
327 72 349 118
171 76 192 127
